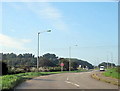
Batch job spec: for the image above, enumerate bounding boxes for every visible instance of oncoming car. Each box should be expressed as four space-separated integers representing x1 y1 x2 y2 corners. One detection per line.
99 66 105 71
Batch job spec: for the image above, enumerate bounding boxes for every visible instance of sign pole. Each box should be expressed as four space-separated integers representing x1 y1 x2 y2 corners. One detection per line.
61 66 63 72
60 63 64 72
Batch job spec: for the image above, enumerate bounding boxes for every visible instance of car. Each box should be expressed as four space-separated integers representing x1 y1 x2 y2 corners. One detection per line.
99 66 105 71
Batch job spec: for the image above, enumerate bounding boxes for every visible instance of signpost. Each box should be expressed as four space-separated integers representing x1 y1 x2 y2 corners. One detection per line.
60 63 64 72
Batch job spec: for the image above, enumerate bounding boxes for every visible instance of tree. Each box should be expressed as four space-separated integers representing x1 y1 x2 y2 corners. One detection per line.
39 57 54 67
1 52 94 72
66 58 94 69
18 54 23 58
42 53 59 67
71 61 78 70
59 58 69 71
98 62 115 68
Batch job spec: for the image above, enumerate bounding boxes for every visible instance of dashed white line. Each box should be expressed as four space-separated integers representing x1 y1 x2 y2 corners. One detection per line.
74 83 80 87
65 80 80 88
65 81 71 84
67 77 69 81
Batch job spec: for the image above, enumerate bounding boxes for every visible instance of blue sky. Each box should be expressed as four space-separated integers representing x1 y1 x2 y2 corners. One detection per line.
1 1 118 65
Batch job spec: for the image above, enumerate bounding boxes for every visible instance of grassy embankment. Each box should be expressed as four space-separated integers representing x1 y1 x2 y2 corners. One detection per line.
0 72 61 90
103 67 120 79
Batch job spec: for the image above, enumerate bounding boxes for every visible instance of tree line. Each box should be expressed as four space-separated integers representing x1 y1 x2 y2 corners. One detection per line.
1 53 93 69
98 62 116 68
1 53 94 75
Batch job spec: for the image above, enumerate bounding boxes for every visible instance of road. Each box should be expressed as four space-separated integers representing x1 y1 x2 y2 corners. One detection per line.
15 71 118 89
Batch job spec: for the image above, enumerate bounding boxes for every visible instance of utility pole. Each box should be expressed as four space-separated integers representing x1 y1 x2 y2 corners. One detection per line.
37 32 40 69
111 53 113 68
107 55 109 69
68 45 77 72
37 30 51 69
69 46 71 72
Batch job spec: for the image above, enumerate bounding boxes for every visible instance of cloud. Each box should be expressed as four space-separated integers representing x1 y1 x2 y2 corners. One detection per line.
0 34 31 51
26 2 69 31
38 3 62 20
21 39 31 43
9 3 23 10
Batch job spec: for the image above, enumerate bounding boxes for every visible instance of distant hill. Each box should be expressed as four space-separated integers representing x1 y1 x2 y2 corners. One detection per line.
98 62 116 68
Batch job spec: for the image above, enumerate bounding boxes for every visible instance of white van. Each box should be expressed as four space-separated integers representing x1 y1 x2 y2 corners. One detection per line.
99 66 105 71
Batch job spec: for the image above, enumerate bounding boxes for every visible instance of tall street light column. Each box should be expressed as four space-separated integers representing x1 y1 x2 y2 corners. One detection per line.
69 46 71 71
69 45 77 72
37 30 51 69
37 32 40 69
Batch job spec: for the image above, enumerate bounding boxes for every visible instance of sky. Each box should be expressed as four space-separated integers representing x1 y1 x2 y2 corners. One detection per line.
0 1 118 65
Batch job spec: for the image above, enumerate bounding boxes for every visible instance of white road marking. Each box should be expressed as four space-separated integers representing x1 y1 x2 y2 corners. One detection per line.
65 81 71 83
74 83 80 87
65 80 80 88
67 77 69 81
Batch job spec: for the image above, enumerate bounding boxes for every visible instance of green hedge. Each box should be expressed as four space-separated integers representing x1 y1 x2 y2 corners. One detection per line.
1 75 22 90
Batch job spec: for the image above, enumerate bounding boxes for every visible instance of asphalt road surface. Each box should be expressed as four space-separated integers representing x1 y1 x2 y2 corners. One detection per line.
15 71 118 89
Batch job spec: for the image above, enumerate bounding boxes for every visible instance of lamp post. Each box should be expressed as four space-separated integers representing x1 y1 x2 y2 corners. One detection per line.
111 52 113 68
69 46 71 72
69 45 77 72
37 30 51 69
107 55 108 69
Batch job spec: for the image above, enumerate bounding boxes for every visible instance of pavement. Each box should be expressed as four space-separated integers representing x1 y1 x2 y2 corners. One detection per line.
15 71 119 89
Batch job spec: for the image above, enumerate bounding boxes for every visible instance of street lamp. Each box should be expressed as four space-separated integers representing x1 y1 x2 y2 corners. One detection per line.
37 30 51 69
69 46 71 72
69 45 77 72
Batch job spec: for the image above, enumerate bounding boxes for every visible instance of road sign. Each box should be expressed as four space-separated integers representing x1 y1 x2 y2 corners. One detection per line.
60 63 64 66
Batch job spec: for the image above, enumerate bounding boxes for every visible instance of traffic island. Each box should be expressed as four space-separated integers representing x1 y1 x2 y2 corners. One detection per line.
91 72 120 86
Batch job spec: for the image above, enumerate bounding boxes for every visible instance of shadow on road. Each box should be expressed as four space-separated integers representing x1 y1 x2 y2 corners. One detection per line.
32 78 55 81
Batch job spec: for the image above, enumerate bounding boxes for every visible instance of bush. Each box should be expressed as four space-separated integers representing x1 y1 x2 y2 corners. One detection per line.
49 67 61 72
29 67 36 72
38 67 49 72
8 67 26 74
1 75 23 90
8 66 64 74
0 61 8 75
116 67 120 73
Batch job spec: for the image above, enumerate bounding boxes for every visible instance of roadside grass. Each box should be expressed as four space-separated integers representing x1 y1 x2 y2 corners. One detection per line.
0 72 61 90
103 68 120 79
1 75 22 90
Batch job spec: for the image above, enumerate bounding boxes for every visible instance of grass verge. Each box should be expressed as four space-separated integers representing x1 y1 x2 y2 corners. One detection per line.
91 73 120 86
0 72 61 90
103 68 120 79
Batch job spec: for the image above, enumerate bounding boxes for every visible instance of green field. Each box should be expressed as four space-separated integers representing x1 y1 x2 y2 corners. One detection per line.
103 67 120 79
